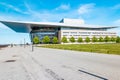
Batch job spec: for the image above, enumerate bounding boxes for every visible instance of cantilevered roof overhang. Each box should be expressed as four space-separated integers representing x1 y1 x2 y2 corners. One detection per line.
0 20 118 33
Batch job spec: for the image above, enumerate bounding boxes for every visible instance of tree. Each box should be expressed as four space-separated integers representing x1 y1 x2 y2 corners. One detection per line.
85 37 90 43
116 36 120 43
110 37 116 42
33 36 40 44
92 36 98 42
69 36 75 43
42 36 50 44
98 37 104 42
77 37 83 43
61 36 68 43
104 36 110 42
52 37 58 44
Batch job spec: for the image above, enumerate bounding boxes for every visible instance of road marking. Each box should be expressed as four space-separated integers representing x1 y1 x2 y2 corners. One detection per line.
78 69 108 80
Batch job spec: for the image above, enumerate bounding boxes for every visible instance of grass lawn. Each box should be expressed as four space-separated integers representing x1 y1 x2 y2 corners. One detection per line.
40 43 120 55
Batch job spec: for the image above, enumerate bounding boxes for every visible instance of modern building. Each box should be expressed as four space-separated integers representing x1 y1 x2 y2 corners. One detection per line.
0 18 118 43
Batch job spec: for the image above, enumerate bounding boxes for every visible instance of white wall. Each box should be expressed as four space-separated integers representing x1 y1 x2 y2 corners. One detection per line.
61 29 117 40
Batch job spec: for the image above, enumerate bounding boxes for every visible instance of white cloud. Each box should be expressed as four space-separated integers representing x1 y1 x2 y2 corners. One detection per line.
24 3 71 22
78 3 95 14
0 2 84 22
113 19 120 25
0 2 28 14
55 4 70 10
111 4 120 10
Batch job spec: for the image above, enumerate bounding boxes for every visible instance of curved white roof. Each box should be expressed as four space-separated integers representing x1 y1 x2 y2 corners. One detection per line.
0 20 118 33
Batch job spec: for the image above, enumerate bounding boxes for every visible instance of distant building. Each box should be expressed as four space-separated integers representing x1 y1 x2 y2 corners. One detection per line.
0 18 117 43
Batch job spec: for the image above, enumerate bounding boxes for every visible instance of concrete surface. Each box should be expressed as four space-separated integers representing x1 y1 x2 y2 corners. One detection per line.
0 46 120 80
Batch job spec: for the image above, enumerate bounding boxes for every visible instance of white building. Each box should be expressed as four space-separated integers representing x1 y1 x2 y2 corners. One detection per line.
60 19 116 41
0 18 118 43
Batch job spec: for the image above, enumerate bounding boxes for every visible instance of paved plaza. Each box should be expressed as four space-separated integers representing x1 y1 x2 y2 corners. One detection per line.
0 46 120 80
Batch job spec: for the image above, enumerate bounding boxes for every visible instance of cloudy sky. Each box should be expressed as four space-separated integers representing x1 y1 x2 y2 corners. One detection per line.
0 0 120 44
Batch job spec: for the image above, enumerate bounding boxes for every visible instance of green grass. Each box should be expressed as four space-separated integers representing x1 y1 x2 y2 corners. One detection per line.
40 44 120 55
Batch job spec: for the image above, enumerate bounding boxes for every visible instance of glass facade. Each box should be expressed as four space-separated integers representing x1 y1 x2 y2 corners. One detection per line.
31 27 59 43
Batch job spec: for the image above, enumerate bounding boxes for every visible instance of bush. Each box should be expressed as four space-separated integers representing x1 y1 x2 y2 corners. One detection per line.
85 37 90 43
69 36 75 43
77 37 83 43
52 37 58 44
104 36 110 42
92 36 98 42
116 36 120 43
42 36 50 44
98 37 104 42
61 36 68 43
110 37 116 42
33 36 40 44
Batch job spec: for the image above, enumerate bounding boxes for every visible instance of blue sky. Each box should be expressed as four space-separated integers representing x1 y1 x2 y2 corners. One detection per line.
0 0 120 44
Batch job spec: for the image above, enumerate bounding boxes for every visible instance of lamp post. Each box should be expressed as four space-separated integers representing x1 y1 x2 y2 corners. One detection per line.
24 38 25 48
30 31 34 52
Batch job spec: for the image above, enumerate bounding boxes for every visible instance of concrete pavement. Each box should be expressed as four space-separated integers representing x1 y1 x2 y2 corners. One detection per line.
0 46 120 80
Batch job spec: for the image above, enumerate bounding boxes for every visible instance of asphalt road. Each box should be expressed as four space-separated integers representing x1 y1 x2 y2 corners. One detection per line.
0 46 120 80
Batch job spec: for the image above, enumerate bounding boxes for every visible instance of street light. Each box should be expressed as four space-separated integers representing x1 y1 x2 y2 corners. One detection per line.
24 38 25 48
30 31 34 52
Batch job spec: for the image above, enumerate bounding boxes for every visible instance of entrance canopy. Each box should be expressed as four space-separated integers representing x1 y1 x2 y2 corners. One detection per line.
0 20 118 33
